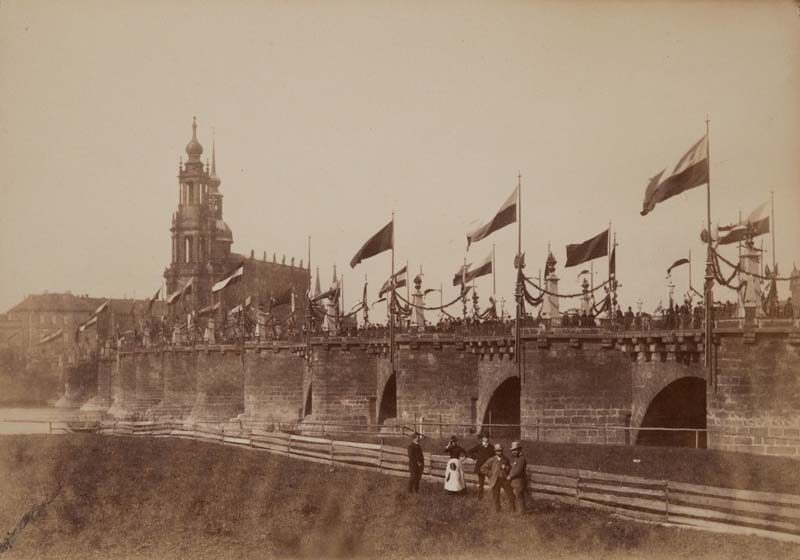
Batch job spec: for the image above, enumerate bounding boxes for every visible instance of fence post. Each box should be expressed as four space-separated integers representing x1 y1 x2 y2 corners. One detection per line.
330 434 335 466
438 414 442 440
665 480 670 521
287 434 292 456
49 421 52 435
603 425 607 445
536 423 540 442
575 470 581 506
695 430 699 449
379 438 384 472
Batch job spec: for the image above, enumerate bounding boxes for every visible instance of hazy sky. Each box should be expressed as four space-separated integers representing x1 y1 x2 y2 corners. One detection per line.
2 0 799 316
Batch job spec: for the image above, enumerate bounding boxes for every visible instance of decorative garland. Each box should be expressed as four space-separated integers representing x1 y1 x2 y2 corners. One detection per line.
523 276 610 298
393 289 468 312
712 247 795 282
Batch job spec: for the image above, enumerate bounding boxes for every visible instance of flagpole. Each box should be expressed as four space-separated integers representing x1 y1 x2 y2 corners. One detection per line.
704 116 715 386
492 243 496 296
306 235 311 362
390 211 395 365
771 190 776 271
515 172 522 382
689 249 692 292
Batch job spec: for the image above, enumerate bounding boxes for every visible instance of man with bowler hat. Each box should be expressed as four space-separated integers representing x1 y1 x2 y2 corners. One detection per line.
480 443 514 512
508 440 528 514
407 432 425 494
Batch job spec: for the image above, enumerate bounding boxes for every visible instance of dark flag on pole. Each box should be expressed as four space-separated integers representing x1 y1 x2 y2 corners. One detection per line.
565 229 609 268
146 287 160 313
641 135 709 216
466 187 518 249
609 247 616 278
667 258 690 275
350 220 393 268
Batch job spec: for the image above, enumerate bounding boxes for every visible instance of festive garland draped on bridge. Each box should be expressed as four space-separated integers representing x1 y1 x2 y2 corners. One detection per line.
393 289 469 312
523 276 611 299
712 246 795 282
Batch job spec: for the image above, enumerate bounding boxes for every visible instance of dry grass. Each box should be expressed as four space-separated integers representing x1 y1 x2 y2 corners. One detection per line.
0 435 798 560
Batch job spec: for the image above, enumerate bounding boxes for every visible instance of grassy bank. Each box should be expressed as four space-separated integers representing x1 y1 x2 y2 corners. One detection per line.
1 435 798 559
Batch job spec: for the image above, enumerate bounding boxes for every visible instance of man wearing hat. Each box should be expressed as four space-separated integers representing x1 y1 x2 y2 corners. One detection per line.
467 434 494 499
479 443 514 512
507 440 528 514
407 432 425 494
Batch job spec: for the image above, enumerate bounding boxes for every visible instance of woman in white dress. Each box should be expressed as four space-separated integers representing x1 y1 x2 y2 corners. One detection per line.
444 457 466 495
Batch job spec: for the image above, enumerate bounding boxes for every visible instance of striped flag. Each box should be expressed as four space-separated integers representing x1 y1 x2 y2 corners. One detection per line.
452 252 492 286
467 187 517 249
212 263 244 293
167 278 194 305
641 134 709 216
379 265 407 296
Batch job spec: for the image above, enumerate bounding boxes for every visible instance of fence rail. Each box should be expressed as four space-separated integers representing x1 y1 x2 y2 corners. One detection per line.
36 419 791 543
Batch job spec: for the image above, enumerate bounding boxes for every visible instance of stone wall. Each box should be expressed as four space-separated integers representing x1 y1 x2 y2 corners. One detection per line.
520 337 633 444
190 346 245 421
708 331 800 457
151 348 197 418
304 344 377 425
395 341 479 434
244 344 305 424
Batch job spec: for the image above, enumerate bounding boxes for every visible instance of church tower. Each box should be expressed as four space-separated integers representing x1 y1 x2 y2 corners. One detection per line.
164 117 234 310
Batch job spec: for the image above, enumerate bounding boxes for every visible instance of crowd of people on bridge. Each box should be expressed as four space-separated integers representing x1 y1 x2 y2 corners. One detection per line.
407 432 528 514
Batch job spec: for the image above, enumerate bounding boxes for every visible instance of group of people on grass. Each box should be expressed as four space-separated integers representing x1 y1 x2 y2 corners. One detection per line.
407 432 528 514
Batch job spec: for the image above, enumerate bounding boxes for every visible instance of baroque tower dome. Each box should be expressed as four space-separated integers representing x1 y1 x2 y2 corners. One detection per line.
185 116 203 160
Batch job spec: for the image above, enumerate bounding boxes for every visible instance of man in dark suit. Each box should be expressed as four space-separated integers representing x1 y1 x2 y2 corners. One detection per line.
467 434 494 498
407 432 424 494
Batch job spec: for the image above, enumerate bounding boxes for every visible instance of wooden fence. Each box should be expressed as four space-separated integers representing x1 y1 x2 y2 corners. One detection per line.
74 420 800 543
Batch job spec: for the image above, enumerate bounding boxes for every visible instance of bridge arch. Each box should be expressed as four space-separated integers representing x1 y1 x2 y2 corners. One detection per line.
479 376 520 439
377 373 397 425
636 377 707 447
303 382 312 417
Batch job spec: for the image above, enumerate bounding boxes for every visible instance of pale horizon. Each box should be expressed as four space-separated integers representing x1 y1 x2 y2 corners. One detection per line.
2 0 799 317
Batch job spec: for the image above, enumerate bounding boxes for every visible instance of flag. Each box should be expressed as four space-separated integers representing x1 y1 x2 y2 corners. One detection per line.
578 270 590 277
350 220 393 268
423 288 438 296
718 202 770 245
271 287 293 308
79 315 98 332
167 278 194 305
312 285 340 303
197 302 220 316
609 247 616 278
379 265 407 296
466 187 517 248
38 330 63 345
565 229 609 268
146 287 160 313
453 252 492 286
667 258 690 275
212 263 244 293
641 135 709 216
362 282 368 309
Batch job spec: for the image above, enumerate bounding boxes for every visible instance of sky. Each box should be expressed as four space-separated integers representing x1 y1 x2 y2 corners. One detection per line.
1 0 799 317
